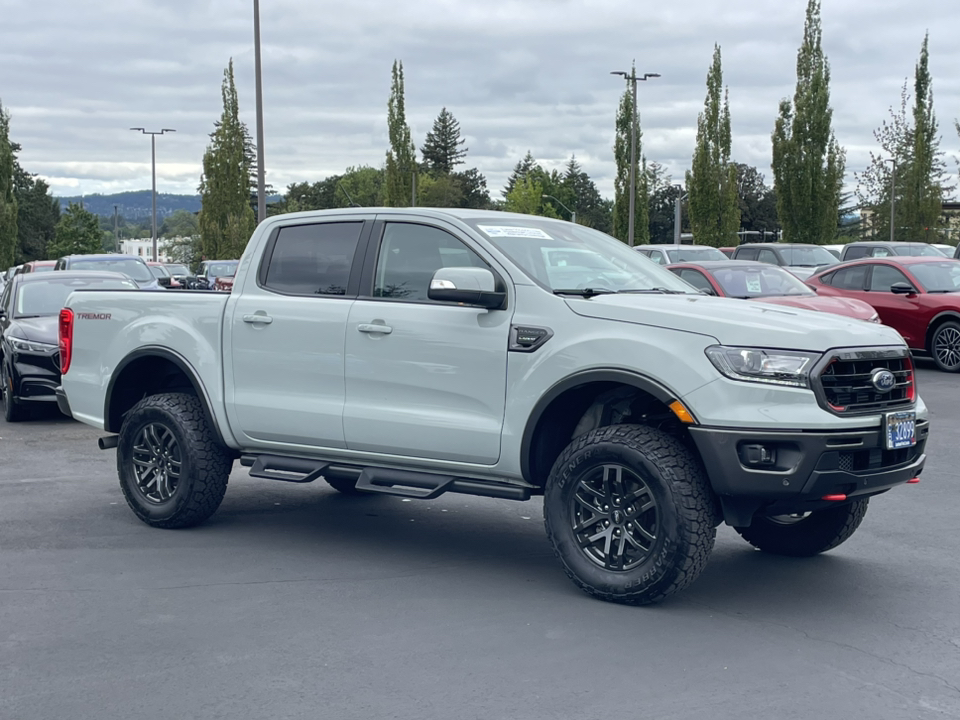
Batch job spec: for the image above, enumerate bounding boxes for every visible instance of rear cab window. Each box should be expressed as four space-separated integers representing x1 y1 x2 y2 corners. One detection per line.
260 221 366 296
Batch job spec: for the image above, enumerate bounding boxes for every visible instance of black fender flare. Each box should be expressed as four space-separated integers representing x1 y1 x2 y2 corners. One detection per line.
104 346 228 447
519 368 686 484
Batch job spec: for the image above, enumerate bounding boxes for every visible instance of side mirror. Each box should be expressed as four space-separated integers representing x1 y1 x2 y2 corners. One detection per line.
890 282 918 296
157 276 172 288
428 267 506 309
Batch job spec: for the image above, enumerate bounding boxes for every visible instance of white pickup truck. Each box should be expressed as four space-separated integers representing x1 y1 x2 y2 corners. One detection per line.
57 208 928 604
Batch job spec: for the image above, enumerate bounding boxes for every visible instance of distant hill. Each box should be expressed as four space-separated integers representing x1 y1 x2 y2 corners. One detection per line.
58 191 201 219
57 190 284 219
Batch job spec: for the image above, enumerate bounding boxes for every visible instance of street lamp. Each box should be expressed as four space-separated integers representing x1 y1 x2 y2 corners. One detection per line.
542 194 577 224
253 0 267 224
884 157 897 243
673 186 688 246
130 127 175 262
611 67 659 246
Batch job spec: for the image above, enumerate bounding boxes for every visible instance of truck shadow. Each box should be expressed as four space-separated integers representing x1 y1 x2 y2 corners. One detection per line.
205 481 910 614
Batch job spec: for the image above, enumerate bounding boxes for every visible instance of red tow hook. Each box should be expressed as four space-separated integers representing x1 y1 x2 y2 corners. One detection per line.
821 494 847 502
907 477 921 484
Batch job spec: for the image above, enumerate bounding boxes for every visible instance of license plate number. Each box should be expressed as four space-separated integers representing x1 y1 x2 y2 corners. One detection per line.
885 411 916 450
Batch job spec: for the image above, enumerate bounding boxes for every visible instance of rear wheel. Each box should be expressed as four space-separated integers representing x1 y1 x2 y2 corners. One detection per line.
324 476 366 495
734 500 869 556
930 321 960 372
117 393 233 528
544 424 717 605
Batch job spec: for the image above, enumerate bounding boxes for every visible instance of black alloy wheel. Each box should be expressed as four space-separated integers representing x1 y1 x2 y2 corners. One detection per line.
131 422 182 503
931 321 960 372
544 424 718 605
571 464 659 572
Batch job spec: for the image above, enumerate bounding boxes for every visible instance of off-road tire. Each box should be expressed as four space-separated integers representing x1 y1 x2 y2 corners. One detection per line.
930 321 960 372
734 499 869 557
2 365 27 422
544 424 717 605
117 393 233 528
324 476 366 495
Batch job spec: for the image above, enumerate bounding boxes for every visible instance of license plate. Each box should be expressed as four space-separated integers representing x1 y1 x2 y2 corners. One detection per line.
884 411 916 450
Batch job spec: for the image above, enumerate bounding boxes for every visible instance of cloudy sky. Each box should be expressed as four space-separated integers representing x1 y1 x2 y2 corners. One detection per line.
2 0 959 201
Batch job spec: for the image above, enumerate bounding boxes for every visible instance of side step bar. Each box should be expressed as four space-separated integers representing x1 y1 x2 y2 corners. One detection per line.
240 454 530 501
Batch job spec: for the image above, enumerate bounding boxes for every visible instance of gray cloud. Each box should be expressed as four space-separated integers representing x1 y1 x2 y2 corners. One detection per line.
2 0 958 201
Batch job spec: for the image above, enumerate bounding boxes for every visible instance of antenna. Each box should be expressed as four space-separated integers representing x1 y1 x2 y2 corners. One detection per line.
337 182 361 208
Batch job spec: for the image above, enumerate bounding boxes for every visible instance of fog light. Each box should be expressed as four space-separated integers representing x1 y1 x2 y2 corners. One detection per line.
740 443 777 467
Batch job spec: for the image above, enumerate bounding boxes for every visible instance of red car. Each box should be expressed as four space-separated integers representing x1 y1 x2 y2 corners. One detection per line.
213 275 234 293
807 256 960 372
667 260 879 322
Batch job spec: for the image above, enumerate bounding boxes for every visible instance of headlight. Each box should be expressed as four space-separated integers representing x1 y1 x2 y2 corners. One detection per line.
705 346 820 388
9 337 58 353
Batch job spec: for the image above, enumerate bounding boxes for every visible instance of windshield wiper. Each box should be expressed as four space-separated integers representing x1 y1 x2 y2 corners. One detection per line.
617 287 687 295
553 288 617 298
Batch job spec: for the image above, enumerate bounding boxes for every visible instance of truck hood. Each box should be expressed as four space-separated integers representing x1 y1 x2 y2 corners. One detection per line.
751 294 878 322
564 293 904 351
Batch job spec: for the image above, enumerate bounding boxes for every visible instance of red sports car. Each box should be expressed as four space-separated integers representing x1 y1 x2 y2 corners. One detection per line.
667 260 880 322
807 256 960 372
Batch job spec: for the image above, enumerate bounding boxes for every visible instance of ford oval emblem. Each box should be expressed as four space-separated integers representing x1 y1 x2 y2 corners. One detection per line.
871 368 897 393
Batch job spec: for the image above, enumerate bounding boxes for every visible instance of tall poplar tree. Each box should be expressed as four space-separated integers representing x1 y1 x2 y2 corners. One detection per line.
685 45 739 248
900 33 944 240
421 107 468 174
0 101 18 269
613 72 649 245
384 61 417 207
771 0 845 245
198 60 256 260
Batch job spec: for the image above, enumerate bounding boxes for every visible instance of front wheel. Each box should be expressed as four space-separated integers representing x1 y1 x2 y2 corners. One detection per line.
734 500 869 557
117 393 233 528
544 424 717 605
2 364 27 422
931 321 960 372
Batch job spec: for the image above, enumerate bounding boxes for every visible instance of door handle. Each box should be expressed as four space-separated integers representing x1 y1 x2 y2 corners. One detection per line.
243 313 273 324
357 323 392 335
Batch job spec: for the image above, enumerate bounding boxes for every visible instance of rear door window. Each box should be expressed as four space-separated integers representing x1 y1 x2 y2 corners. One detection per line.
830 265 869 290
736 247 759 261
262 222 365 296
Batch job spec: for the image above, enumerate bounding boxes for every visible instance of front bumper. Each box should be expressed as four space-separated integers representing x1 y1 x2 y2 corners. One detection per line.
690 419 928 523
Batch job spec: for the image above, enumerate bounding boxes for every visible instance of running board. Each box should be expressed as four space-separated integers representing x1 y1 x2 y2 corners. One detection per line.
241 454 530 501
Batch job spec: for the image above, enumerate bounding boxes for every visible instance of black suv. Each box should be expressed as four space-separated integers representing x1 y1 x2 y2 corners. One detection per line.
731 243 839 279
840 242 943 261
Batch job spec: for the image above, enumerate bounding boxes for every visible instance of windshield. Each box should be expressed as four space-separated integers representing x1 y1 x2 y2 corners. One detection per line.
207 262 238 278
779 246 838 267
165 264 189 276
69 257 154 282
894 245 944 257
909 262 960 292
148 265 170 278
712 265 815 298
466 219 697 294
665 246 728 263
15 277 137 317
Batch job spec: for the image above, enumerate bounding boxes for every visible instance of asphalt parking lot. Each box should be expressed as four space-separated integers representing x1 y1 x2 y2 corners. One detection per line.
2 364 958 720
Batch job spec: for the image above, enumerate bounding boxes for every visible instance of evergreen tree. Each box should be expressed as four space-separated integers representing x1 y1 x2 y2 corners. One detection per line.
453 168 491 209
14 167 60 262
384 60 417 207
198 59 257 260
48 202 101 258
502 151 538 198
421 108 468 174
0 101 18 269
900 33 944 241
733 163 780 236
613 75 649 245
771 0 845 244
559 156 609 231
686 45 739 248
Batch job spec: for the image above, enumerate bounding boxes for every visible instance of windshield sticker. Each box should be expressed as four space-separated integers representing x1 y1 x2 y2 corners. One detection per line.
478 225 553 240
745 275 763 294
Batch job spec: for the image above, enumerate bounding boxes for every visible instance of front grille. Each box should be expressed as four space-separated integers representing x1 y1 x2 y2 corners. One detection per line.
817 354 914 414
838 446 918 472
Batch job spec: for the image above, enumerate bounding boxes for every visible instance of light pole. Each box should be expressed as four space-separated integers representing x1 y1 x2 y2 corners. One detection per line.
673 186 688 245
253 0 267 224
884 158 897 243
611 67 659 246
542 194 576 224
130 127 175 262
